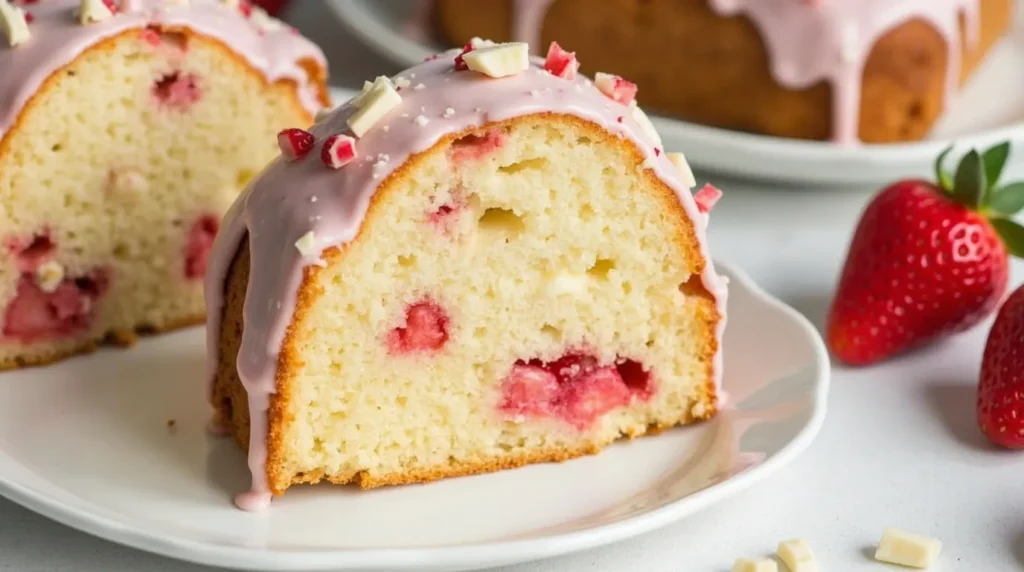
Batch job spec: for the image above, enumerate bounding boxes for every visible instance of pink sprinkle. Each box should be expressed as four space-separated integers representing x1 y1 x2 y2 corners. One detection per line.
321 134 357 169
654 148 661 156
694 184 723 214
595 73 638 105
543 42 579 80
617 116 624 123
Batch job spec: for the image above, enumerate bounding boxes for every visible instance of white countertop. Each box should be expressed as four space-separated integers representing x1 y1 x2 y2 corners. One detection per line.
4 4 1024 572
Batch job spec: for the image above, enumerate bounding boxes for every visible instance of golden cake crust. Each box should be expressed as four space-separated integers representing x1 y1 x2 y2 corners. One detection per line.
0 27 327 371
210 114 721 497
434 0 1011 143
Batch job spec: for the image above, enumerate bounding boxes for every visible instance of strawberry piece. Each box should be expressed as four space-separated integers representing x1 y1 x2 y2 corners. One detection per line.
386 300 449 354
453 42 474 71
277 128 315 161
2 271 108 343
828 143 1024 365
239 0 253 17
499 363 560 416
248 0 286 16
547 353 599 384
152 72 201 109
543 42 579 80
978 284 1024 447
184 215 219 280
321 134 357 169
694 184 722 214
449 130 505 164
103 0 118 13
615 358 654 398
7 232 55 272
558 366 632 429
594 72 638 105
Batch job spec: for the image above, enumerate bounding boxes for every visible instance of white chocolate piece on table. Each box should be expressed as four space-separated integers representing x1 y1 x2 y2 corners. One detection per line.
732 557 779 572
347 79 401 137
462 42 530 78
0 1 30 47
667 152 696 189
777 539 819 572
875 528 942 569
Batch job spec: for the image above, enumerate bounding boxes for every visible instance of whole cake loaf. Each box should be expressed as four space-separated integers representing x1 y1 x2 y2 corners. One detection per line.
435 0 1013 144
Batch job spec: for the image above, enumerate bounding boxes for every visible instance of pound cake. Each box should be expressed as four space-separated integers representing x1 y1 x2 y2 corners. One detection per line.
435 0 1012 144
206 40 728 510
0 0 328 369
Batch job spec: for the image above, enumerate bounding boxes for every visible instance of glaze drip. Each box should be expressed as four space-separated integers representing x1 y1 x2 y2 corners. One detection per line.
0 0 327 138
204 49 728 511
510 0 981 143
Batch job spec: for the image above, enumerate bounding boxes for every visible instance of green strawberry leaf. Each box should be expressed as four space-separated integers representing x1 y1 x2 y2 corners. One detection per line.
935 145 955 192
991 217 1024 258
951 149 986 209
983 142 1011 188
988 183 1024 216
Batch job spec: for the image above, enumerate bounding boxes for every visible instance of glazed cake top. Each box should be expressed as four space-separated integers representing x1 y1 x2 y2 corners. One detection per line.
0 0 327 137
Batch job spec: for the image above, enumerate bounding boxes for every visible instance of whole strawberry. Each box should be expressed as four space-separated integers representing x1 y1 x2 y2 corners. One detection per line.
827 143 1024 365
978 284 1024 447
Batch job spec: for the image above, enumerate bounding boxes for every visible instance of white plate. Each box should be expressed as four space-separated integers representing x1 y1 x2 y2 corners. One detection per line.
328 0 1024 186
0 262 829 571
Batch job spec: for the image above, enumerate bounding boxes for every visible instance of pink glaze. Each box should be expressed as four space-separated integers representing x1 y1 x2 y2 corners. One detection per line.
509 0 980 144
0 0 327 138
204 48 729 511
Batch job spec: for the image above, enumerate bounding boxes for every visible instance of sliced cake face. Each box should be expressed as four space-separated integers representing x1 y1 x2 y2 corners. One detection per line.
0 0 327 369
271 115 720 488
206 41 727 509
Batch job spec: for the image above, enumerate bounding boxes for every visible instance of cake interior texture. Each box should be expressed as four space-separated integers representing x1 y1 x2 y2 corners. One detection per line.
0 28 322 369
213 115 720 493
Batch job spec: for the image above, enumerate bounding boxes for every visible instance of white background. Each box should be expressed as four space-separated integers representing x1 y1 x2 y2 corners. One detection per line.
3 3 1024 571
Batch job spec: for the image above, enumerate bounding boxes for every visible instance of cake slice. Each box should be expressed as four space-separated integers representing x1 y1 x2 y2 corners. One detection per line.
0 0 329 369
206 40 728 510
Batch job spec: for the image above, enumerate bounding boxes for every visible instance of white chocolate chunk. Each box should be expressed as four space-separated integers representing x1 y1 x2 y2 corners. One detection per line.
35 261 65 294
546 273 588 297
349 78 380 108
294 231 317 257
79 0 114 24
346 79 401 137
314 106 334 123
462 42 529 78
732 558 778 572
469 36 496 49
0 1 30 47
777 539 818 572
250 6 283 33
667 152 696 189
631 105 663 147
875 529 942 569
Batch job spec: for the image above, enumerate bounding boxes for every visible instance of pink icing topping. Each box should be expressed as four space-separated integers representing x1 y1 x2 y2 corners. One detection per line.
204 46 728 510
510 0 981 144
0 0 327 138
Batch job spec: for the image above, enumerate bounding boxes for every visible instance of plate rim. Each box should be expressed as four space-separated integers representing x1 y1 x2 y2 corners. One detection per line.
326 0 1024 186
0 260 830 571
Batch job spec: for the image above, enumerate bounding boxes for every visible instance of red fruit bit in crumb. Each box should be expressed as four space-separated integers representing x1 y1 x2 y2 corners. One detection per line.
7 232 55 272
2 271 109 343
499 364 560 416
184 215 219 280
543 42 579 80
500 353 654 429
449 130 505 164
977 285 1024 448
277 128 315 161
152 72 201 109
694 184 723 214
387 301 449 354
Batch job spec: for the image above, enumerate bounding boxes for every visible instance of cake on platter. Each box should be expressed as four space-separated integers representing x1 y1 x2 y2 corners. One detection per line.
205 39 729 510
435 0 1013 144
0 0 329 369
